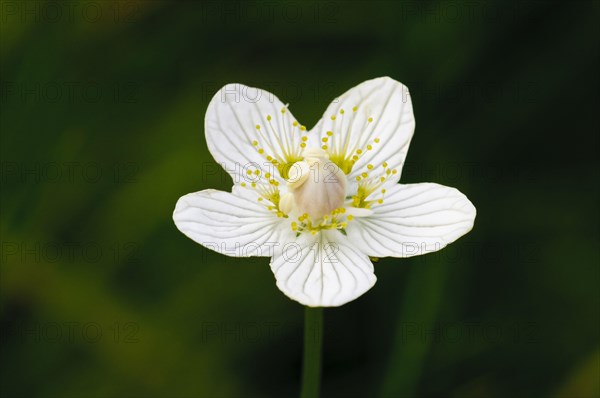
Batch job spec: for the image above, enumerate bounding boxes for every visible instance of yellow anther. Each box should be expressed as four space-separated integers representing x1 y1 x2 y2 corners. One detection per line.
293 121 299 126
241 182 246 187
246 170 252 175
367 145 373 150
352 106 358 112
352 155 359 160
267 115 272 121
267 155 273 161
322 137 328 143
383 162 388 168
392 169 398 174
386 169 391 175
381 189 386 194
331 115 336 120
378 199 384 204
277 211 284 217
361 172 368 178
301 136 308 142
265 173 271 178
258 148 265 154
340 109 345 114
356 149 363 155
254 169 260 175
374 138 380 143
300 143 307 148
367 164 374 170
251 182 257 187
368 117 373 122
252 140 259 146
281 107 286 113
356 176 361 181
300 125 307 131
326 131 333 136
322 145 328 150
347 215 354 221
380 177 385 182
256 125 261 130
258 197 263 201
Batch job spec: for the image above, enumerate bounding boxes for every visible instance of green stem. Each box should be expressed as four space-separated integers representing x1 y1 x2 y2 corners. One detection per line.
300 306 323 398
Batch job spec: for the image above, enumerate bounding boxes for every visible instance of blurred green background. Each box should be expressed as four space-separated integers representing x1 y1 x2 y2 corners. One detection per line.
1 1 598 397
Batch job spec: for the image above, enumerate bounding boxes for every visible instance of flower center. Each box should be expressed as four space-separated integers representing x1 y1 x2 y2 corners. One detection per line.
288 148 347 221
242 106 397 234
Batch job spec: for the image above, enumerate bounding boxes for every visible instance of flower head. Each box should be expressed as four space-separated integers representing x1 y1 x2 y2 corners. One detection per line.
173 77 476 307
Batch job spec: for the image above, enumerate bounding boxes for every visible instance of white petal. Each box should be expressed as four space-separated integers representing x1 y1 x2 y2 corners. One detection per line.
270 230 376 307
310 77 415 184
173 189 286 257
346 183 476 257
205 83 305 184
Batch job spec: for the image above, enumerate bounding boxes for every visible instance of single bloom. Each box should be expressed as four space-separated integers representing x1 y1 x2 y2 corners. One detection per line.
173 77 476 307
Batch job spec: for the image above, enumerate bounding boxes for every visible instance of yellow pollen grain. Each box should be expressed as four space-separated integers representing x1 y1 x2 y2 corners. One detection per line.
374 138 380 143
367 145 373 150
246 170 252 175
361 172 368 178
300 125 307 131
258 148 265 154
322 137 328 143
392 169 398 174
254 170 260 175
381 189 386 194
281 107 286 114
356 149 363 155
252 140 258 146
293 121 299 126
322 145 328 150
267 115 272 121
340 109 345 114
378 199 384 204
367 164 374 170
368 117 373 122
356 176 361 181
265 173 271 178
267 156 273 161
301 136 308 142
331 115 336 120
300 143 307 148
241 182 246 187
258 197 263 201
383 162 388 168
251 182 257 187
347 215 354 221
352 155 359 160
256 125 260 130
352 106 358 112
327 131 333 136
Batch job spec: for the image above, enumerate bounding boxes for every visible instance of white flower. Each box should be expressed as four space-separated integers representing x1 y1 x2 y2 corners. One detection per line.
173 77 476 307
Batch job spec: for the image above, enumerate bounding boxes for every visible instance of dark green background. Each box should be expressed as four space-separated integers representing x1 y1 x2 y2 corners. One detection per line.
1 1 598 397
